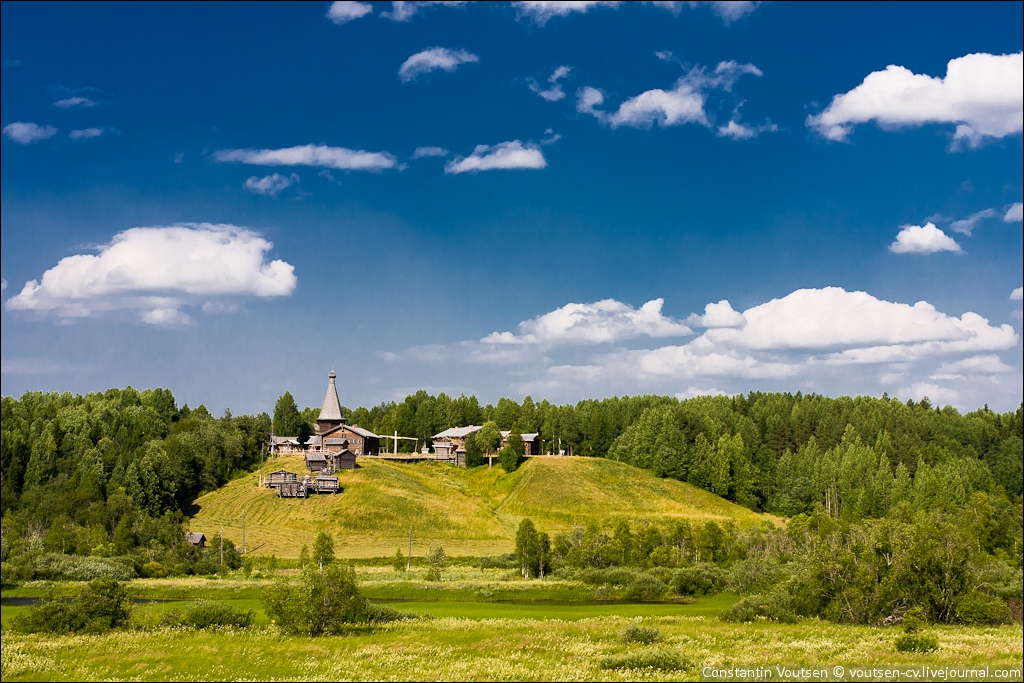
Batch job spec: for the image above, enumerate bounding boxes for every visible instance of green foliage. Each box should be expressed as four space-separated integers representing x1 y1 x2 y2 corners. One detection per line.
624 574 668 601
720 589 798 624
673 564 727 597
312 531 336 568
619 624 664 644
498 445 522 473
894 632 939 653
393 548 407 572
298 544 310 568
954 591 1012 625
425 544 448 581
263 562 366 636
12 577 133 634
463 432 484 467
174 600 255 629
514 518 550 578
477 421 502 456
598 649 692 672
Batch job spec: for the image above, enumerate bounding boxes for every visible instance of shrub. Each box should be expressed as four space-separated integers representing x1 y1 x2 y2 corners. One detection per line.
142 561 168 578
263 563 366 636
576 567 640 587
673 564 726 597
12 577 133 634
728 556 784 594
365 602 418 624
954 591 1012 625
598 648 691 672
625 574 668 601
721 589 798 624
620 624 663 644
425 544 447 582
894 632 939 653
12 553 137 581
177 600 254 629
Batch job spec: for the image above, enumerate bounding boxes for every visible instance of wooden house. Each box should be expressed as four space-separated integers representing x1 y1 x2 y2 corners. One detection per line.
185 532 207 548
266 470 297 488
432 425 482 458
305 451 329 473
501 431 541 456
313 475 340 494
328 444 357 470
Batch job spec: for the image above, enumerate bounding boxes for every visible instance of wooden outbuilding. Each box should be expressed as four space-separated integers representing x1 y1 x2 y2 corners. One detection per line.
313 475 340 494
266 470 297 488
185 532 207 548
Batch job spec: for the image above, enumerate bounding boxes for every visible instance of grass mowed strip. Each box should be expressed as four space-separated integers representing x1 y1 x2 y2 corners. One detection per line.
190 456 776 558
2 618 1020 681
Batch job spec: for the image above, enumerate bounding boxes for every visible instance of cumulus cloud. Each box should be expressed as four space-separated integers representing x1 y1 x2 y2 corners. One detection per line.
807 52 1024 147
399 47 479 82
413 146 449 158
889 222 962 254
243 173 299 196
327 1 373 24
578 60 762 129
382 1 466 21
390 287 1021 410
69 127 108 140
3 122 58 144
444 140 547 174
1005 202 1023 222
950 208 996 235
1012 287 1023 301
53 96 96 108
213 144 397 171
5 224 296 325
529 65 573 102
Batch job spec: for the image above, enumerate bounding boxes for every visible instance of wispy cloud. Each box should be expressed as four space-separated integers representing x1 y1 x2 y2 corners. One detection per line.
807 52 1024 148
577 60 763 130
529 65 572 102
244 173 300 195
326 1 373 24
69 127 109 140
444 140 547 174
213 144 398 171
889 222 962 254
53 96 97 108
399 47 479 82
413 146 449 158
514 1 620 25
382 1 466 21
3 122 58 144
5 224 296 325
950 208 997 235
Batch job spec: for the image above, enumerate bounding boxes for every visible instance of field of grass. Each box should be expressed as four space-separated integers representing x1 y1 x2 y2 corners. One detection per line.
190 456 775 558
2 615 1019 681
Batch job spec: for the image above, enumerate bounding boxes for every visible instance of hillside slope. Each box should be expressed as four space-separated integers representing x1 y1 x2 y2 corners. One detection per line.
189 456 776 558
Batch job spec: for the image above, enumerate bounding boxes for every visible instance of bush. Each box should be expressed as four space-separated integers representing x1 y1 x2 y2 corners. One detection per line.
721 589 798 624
8 553 137 582
263 563 366 636
177 600 254 629
894 632 939 653
954 591 1012 625
575 567 641 587
673 564 726 597
625 574 668 601
365 601 418 624
142 561 168 578
728 556 784 594
620 624 663 644
12 577 133 634
598 648 691 672
498 445 522 473
425 544 447 582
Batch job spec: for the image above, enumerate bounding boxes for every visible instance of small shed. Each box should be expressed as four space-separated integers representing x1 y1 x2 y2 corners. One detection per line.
185 532 207 549
305 451 328 473
267 470 297 488
313 475 340 494
277 481 308 498
329 447 356 471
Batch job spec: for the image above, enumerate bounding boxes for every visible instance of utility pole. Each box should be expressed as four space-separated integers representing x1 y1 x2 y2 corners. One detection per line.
242 510 246 554
407 524 412 571
220 527 224 566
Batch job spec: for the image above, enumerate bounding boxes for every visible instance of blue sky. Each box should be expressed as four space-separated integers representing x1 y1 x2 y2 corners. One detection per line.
2 1 1022 415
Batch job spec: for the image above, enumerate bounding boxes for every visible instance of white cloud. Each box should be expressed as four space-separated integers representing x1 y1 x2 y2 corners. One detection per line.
327 1 373 24
3 122 58 144
674 386 729 400
69 127 107 140
889 222 962 254
933 355 1013 377
243 173 299 196
382 1 466 21
717 119 778 139
893 382 962 409
701 1 760 23
1 277 7 292
413 146 449 158
482 298 692 347
444 140 547 174
213 144 397 171
399 47 479 82
1011 287 1023 301
5 224 296 325
53 96 96 108
529 65 573 102
807 52 1024 147
687 299 745 328
950 208 996 235
514 1 620 25
1004 202 1023 222
578 60 762 130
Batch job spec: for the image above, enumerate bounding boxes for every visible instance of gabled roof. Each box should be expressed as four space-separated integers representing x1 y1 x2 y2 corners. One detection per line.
318 371 344 422
346 425 377 439
501 431 540 441
433 425 482 439
305 452 327 463
185 532 206 545
270 435 300 445
305 435 322 447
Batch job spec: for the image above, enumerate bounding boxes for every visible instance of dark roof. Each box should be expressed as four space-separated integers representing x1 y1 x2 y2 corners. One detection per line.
185 532 206 545
305 452 327 463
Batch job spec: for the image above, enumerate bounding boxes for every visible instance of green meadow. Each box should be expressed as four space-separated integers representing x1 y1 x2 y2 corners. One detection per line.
190 456 774 558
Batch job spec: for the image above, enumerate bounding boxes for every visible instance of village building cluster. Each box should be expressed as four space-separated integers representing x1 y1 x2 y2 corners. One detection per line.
264 371 543 485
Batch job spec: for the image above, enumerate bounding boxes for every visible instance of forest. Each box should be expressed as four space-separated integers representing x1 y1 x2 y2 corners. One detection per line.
2 386 1021 619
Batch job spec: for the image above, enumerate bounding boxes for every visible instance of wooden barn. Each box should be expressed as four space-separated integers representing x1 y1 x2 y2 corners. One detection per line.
266 470 297 488
328 445 356 471
313 475 340 494
305 451 329 473
277 481 308 498
185 532 207 548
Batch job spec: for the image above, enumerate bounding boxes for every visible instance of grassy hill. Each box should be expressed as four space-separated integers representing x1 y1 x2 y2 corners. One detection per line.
189 455 777 558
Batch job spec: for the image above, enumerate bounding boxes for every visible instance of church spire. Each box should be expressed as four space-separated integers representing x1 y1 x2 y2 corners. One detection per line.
317 370 345 434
